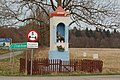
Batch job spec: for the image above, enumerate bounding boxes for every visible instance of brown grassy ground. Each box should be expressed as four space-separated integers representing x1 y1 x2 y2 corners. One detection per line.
69 48 120 74
34 47 120 74
0 55 21 75
0 49 10 54
0 48 120 75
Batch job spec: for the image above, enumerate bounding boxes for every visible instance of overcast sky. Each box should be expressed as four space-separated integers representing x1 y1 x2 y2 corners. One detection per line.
2 0 120 31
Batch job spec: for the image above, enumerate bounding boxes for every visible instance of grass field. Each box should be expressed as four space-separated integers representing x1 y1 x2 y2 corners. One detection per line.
0 48 120 75
69 48 120 74
0 55 21 75
34 47 120 74
0 49 10 54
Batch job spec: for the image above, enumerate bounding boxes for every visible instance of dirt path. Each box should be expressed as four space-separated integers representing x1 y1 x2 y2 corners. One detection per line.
0 51 23 60
0 75 120 80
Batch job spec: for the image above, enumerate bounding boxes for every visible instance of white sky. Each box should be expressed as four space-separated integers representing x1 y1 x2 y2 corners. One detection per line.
2 0 120 31
69 0 120 31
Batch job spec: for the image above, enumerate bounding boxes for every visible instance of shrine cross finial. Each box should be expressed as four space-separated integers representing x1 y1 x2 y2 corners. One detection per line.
57 0 62 7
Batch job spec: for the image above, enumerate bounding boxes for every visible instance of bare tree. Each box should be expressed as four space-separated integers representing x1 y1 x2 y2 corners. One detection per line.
0 0 120 29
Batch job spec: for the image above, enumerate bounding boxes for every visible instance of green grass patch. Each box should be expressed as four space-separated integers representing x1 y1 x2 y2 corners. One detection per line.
0 55 21 76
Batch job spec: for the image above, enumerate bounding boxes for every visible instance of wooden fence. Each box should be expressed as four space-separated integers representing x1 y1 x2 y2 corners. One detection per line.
20 58 103 75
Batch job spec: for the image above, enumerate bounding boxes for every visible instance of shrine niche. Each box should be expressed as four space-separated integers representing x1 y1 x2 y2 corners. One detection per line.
56 23 65 42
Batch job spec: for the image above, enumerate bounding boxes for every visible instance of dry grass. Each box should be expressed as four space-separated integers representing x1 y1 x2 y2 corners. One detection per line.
69 48 120 73
0 49 10 54
34 48 120 74
0 48 119 75
34 47 49 59
0 55 21 75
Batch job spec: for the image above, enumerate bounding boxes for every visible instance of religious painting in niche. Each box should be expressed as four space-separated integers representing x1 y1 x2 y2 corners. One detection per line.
56 23 65 42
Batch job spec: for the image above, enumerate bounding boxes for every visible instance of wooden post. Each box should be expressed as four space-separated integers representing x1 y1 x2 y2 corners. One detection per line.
25 50 28 75
11 50 14 74
59 60 62 72
30 49 33 75
74 61 78 71
9 49 12 64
